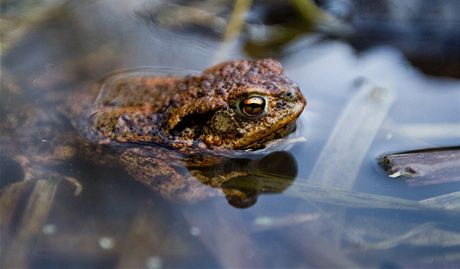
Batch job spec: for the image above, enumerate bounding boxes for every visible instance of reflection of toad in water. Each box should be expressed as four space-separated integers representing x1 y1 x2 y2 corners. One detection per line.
202 151 298 208
123 148 298 208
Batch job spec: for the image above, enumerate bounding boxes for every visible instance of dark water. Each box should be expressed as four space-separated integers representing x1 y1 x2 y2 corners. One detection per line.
1 1 460 268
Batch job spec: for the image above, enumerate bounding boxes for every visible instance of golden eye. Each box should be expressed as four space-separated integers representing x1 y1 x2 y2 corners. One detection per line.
238 96 266 117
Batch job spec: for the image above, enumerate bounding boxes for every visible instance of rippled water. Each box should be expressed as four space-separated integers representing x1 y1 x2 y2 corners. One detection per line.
1 1 460 268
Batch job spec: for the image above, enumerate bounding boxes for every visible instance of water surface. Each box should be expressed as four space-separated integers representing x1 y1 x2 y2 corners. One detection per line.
1 1 460 268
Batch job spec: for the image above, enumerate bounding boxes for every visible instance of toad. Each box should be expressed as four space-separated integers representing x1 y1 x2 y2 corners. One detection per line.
3 58 306 207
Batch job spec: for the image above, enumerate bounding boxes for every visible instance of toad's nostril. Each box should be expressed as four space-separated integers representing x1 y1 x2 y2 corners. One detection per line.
283 89 298 101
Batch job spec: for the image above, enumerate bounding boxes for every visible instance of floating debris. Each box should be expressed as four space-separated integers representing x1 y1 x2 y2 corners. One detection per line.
380 147 460 186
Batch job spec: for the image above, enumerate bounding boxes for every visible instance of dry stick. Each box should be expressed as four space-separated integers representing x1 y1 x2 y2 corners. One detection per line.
290 0 353 37
0 181 32 236
2 179 60 268
287 181 424 210
420 191 460 210
396 123 460 140
1 1 69 55
239 173 423 210
355 223 460 250
0 181 32 267
308 82 396 188
380 147 460 186
212 0 252 64
249 174 458 212
293 81 395 261
116 206 166 269
222 0 252 42
290 0 327 25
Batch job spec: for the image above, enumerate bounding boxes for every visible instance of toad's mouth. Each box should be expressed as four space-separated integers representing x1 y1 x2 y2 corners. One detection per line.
239 121 298 150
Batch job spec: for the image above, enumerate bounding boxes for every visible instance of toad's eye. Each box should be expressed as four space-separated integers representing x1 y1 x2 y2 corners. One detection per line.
238 96 267 117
